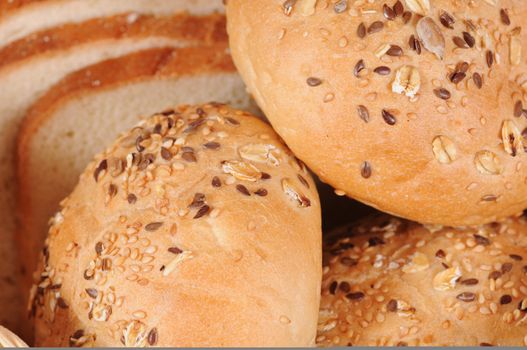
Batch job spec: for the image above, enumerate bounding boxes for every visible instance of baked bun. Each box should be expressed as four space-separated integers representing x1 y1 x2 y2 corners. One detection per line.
318 214 527 346
31 103 321 347
0 326 27 347
226 0 527 226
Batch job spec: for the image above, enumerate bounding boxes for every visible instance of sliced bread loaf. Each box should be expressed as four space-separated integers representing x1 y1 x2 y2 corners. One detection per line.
0 0 224 46
16 46 257 303
0 13 226 332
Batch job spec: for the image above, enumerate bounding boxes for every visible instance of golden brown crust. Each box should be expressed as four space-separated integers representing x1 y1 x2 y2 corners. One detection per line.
319 214 527 346
31 104 322 347
227 0 527 226
15 45 236 304
0 12 227 70
0 0 44 16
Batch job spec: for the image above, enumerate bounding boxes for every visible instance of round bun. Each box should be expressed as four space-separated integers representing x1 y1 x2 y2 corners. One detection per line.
0 326 27 347
318 214 527 346
226 0 527 226
31 103 322 347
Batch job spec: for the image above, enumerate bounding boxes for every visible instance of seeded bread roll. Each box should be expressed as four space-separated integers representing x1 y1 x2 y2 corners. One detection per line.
31 104 321 347
318 214 527 346
0 326 27 347
226 0 527 226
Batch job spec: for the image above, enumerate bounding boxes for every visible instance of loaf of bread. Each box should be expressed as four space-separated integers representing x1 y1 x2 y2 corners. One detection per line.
0 0 224 47
226 0 527 226
318 214 527 346
31 104 322 346
16 45 258 307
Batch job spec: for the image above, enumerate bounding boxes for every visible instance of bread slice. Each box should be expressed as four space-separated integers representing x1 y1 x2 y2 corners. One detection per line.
0 13 226 332
16 46 258 305
0 0 224 47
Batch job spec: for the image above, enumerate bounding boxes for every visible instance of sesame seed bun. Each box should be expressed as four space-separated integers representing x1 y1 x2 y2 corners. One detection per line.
318 214 527 346
31 104 322 346
226 0 527 226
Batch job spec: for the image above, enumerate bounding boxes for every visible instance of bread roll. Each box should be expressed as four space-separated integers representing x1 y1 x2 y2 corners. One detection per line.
226 0 527 226
318 214 527 346
31 104 321 347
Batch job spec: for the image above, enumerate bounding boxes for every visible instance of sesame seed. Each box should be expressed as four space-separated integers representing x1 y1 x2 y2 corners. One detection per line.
145 222 163 232
85 288 98 299
474 234 490 246
346 292 365 301
282 0 295 16
339 281 351 293
453 36 469 48
489 271 502 280
160 147 172 160
439 11 455 29
383 4 395 20
462 32 475 47
500 9 511 25
367 21 384 34
357 23 366 38
95 242 104 255
212 176 222 187
254 188 268 196
127 193 137 204
361 161 372 179
387 299 397 312
181 150 197 162
381 109 397 125
353 60 365 78
500 295 512 305
393 1 403 16
333 0 347 13
57 297 69 309
93 159 107 182
435 249 446 258
486 50 494 68
168 247 183 254
434 88 451 100
373 66 391 75
307 77 322 87
147 328 158 346
132 310 146 319
386 45 403 56
456 292 476 302
514 101 523 117
357 105 370 123
473 73 483 89
402 11 412 24
236 184 251 196
194 205 210 219
501 262 513 273
450 71 466 84
460 278 478 285
203 141 220 150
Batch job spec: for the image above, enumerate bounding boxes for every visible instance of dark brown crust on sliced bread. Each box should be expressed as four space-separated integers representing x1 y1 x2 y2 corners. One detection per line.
16 45 236 295
0 12 227 70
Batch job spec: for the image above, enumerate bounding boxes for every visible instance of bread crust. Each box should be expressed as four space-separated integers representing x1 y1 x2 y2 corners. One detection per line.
0 0 225 47
227 0 527 226
16 46 236 293
31 104 322 347
0 12 227 71
319 214 527 346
